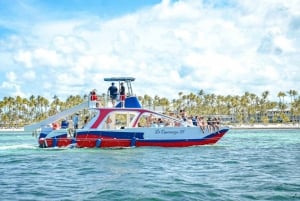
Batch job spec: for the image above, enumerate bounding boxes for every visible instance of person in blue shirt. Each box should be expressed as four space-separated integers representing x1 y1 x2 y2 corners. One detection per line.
73 113 79 129
61 119 69 129
107 82 118 106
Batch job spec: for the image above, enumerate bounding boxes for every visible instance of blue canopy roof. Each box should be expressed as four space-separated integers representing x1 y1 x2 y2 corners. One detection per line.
104 77 135 82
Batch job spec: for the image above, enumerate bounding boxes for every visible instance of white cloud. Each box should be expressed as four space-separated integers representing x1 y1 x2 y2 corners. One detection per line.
6 71 17 82
22 70 36 80
33 48 62 67
14 50 33 68
51 35 89 54
273 36 295 52
0 0 299 101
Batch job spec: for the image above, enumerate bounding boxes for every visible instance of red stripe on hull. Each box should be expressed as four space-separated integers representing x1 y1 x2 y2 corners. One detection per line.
76 138 132 148
39 138 73 148
57 138 73 147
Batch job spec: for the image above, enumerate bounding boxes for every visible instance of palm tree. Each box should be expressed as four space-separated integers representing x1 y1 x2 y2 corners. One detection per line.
292 97 300 123
277 91 288 118
287 90 298 123
153 95 160 110
260 91 269 115
287 90 298 103
1 88 300 127
197 89 205 99
277 91 286 104
262 90 269 100
159 97 170 113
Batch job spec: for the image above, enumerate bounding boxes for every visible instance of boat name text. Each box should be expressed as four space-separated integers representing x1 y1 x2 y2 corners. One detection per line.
154 129 185 135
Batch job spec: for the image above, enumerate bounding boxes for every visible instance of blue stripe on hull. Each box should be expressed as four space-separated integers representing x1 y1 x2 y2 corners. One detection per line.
203 128 229 139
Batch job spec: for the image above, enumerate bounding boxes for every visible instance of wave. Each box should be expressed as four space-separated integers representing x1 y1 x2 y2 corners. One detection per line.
0 144 37 150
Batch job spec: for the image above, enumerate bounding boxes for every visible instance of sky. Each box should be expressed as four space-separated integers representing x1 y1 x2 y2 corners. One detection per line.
0 0 300 102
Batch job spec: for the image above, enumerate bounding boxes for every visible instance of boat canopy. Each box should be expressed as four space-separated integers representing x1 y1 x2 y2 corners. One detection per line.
104 77 135 97
104 77 135 82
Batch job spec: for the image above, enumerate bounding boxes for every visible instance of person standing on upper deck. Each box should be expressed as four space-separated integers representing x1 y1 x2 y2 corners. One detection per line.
108 82 118 106
119 82 125 108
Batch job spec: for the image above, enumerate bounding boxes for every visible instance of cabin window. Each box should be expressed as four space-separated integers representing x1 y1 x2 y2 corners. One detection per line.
101 111 139 129
138 112 179 128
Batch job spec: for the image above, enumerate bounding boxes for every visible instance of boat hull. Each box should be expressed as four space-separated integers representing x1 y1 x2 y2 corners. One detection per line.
38 128 229 148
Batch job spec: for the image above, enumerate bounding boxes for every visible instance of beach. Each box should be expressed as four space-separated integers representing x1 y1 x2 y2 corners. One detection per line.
229 123 300 129
1 123 300 132
0 128 25 132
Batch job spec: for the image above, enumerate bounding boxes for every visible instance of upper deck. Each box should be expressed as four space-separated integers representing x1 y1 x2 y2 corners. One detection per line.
104 77 135 96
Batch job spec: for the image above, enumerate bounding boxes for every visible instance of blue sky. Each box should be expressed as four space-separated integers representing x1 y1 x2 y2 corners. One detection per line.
0 0 300 101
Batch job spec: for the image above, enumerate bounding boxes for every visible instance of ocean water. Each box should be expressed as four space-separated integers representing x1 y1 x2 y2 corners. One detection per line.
0 129 299 201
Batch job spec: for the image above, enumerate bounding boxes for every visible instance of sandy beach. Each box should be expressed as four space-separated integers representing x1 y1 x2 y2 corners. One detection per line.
229 123 300 129
0 124 300 132
0 128 25 132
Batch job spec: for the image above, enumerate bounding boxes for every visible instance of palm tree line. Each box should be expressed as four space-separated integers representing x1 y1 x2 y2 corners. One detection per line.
0 90 299 128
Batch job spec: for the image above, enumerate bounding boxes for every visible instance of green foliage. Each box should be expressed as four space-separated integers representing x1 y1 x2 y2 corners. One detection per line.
262 115 269 124
0 89 299 128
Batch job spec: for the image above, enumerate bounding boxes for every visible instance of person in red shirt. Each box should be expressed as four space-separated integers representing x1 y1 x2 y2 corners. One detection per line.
90 89 97 101
119 82 126 107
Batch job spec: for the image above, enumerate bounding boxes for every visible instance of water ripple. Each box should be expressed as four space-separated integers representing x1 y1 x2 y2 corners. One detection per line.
0 130 299 200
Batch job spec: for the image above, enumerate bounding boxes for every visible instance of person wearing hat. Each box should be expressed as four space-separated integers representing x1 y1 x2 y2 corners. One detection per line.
107 82 118 106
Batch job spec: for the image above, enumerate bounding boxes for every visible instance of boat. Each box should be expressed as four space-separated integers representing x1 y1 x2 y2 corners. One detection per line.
25 77 229 148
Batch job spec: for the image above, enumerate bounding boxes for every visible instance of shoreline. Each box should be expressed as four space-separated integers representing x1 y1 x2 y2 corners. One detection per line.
0 128 25 132
229 123 300 129
1 124 300 132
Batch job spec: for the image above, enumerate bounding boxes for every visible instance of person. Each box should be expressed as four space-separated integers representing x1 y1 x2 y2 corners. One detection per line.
90 89 97 101
73 113 79 129
61 118 69 129
187 116 193 126
146 114 154 127
52 122 59 130
151 118 158 127
82 116 89 128
107 82 118 106
212 117 219 131
192 116 198 126
207 117 213 132
89 89 98 108
197 116 206 133
180 109 187 121
119 82 126 107
67 118 74 137
105 116 112 129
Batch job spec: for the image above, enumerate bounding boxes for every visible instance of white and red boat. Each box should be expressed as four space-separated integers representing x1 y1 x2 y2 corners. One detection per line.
25 77 229 148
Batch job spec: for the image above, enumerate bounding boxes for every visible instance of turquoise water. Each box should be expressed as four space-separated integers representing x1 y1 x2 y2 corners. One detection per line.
0 129 299 201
